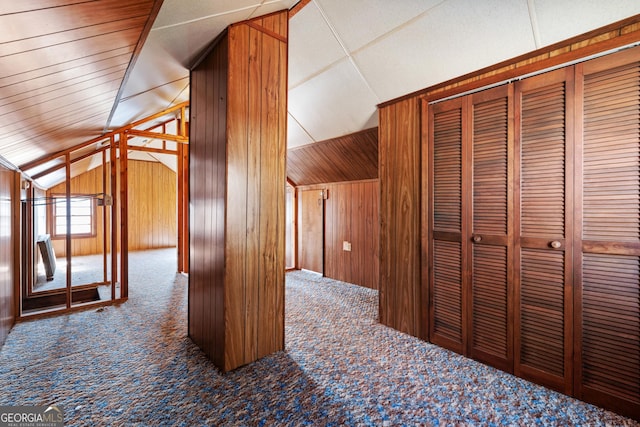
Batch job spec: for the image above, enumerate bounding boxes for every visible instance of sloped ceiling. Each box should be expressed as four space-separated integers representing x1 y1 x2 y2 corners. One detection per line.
1 0 640 178
288 127 378 186
0 0 162 169
286 0 640 148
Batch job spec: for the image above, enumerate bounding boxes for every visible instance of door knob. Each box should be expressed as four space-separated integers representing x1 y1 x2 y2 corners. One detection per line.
473 235 482 243
549 240 562 249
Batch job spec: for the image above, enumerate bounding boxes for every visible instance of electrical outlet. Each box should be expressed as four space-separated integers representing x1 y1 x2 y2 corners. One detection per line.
343 241 351 251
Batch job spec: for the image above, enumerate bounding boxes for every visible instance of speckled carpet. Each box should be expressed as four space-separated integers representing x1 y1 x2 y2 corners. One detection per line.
0 250 636 426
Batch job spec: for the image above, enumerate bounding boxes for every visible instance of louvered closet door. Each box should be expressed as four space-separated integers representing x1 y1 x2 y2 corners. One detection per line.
514 68 574 393
429 97 467 354
574 49 640 419
468 85 513 372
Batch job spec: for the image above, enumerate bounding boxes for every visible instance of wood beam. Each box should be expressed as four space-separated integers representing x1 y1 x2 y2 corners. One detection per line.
125 129 188 143
126 146 178 155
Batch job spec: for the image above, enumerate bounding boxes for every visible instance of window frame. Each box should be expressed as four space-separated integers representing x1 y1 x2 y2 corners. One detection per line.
50 193 97 239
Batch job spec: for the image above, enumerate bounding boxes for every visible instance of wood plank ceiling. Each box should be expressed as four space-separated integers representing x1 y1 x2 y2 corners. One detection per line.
0 0 162 168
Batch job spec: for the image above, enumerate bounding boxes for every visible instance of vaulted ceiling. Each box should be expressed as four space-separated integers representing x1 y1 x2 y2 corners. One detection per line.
1 1 640 185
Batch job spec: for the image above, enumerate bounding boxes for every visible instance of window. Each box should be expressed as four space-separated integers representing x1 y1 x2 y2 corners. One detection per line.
52 195 95 238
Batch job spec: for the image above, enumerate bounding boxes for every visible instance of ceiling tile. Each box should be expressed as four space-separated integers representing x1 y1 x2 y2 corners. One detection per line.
288 1 347 88
248 1 299 19
153 0 260 29
119 36 189 101
288 58 379 142
533 0 640 47
353 0 536 102
109 80 189 129
150 11 247 68
315 0 444 53
287 115 316 149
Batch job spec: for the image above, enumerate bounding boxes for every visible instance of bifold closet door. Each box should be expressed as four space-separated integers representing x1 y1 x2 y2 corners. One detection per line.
428 97 466 354
428 86 513 367
574 49 640 419
514 68 574 394
468 85 513 372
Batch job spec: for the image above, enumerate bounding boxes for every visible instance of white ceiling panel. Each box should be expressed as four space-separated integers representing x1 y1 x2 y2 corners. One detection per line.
248 1 299 19
288 58 379 142
109 77 189 129
352 0 536 102
288 1 346 88
315 0 445 53
150 13 245 69
119 37 190 100
287 114 316 149
532 0 640 47
153 0 261 29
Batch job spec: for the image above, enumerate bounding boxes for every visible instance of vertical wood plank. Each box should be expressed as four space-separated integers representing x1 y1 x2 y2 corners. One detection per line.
226 24 249 371
244 23 261 363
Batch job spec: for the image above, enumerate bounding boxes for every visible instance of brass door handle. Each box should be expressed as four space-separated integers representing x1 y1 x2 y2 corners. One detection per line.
549 240 562 249
472 235 482 243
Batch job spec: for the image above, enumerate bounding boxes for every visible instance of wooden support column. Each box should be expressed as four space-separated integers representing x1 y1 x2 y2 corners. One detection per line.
110 136 118 300
119 133 128 299
177 141 189 274
65 153 72 309
102 150 108 284
189 10 288 372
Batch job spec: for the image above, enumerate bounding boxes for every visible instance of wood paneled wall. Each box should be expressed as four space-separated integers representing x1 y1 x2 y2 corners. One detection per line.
127 160 177 251
378 97 425 339
0 163 17 347
296 180 379 289
48 160 176 256
323 180 379 290
189 10 287 372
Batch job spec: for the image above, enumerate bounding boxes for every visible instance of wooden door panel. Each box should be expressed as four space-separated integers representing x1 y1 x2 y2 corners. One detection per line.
469 86 513 371
299 189 323 274
575 49 640 419
433 240 463 344
471 245 508 363
519 248 565 377
515 68 573 393
429 98 465 353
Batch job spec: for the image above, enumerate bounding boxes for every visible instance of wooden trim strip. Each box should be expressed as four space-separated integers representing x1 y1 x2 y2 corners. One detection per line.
379 14 640 107
289 0 312 18
245 21 287 43
17 298 126 322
